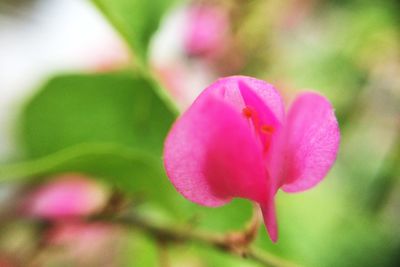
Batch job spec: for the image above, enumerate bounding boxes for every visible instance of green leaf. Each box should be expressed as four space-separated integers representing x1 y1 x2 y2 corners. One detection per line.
0 144 178 208
91 0 177 65
121 231 158 267
192 199 253 231
20 71 176 159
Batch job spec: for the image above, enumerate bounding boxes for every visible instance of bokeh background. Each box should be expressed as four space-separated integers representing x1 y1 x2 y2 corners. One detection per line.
0 0 399 266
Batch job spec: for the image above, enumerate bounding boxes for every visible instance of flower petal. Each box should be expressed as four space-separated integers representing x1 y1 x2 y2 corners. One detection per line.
164 92 268 206
280 93 340 192
260 196 278 243
237 80 282 154
207 76 285 124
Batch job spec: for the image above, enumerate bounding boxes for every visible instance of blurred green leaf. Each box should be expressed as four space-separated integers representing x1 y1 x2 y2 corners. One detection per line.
192 199 253 231
91 0 177 65
0 144 177 207
320 218 400 267
20 71 176 159
121 231 158 267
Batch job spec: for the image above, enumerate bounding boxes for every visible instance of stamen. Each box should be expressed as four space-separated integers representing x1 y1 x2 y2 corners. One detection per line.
264 141 271 152
242 107 252 118
260 125 274 134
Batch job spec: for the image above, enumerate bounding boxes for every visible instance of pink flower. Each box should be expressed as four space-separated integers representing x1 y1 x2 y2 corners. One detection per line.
26 173 109 219
163 76 340 242
184 5 229 57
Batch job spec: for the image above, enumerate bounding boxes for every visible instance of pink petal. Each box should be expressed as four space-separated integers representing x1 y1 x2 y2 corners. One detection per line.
235 80 281 241
260 195 278 243
237 80 282 154
279 93 340 192
238 80 281 127
207 76 285 124
164 92 269 207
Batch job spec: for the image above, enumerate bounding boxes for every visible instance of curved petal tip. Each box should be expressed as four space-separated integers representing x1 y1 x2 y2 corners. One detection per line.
260 200 278 242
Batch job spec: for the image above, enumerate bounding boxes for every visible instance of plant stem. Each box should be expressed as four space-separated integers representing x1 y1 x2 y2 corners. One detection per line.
247 247 300 267
156 239 171 267
100 213 299 267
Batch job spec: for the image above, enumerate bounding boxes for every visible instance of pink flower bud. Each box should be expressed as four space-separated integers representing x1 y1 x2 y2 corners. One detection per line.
26 173 108 219
184 5 229 57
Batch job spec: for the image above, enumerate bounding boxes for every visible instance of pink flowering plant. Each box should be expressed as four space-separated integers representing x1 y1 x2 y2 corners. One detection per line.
1 0 397 266
164 76 340 242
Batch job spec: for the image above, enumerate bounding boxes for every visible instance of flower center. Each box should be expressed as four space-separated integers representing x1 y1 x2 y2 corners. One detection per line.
242 106 275 153
260 125 275 134
242 107 253 118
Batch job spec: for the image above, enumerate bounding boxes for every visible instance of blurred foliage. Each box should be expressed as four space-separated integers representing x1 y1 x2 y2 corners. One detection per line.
91 0 179 65
20 72 175 158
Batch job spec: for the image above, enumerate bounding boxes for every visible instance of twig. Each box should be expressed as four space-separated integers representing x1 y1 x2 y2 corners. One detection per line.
96 212 299 267
156 239 171 267
246 247 300 267
0 209 299 266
